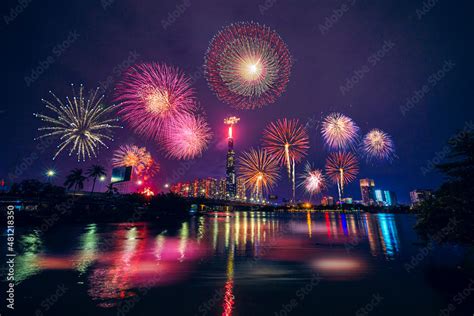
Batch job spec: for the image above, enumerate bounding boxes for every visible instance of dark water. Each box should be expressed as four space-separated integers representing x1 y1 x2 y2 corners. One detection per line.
5 211 474 316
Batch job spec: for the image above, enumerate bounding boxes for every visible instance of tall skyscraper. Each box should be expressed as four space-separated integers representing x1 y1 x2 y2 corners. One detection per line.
224 116 240 199
374 188 398 206
360 178 375 205
321 196 334 206
383 190 397 206
218 178 227 199
374 189 384 205
236 177 247 201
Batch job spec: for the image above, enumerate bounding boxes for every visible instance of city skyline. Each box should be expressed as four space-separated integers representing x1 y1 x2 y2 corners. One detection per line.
2 0 471 204
2 1 472 315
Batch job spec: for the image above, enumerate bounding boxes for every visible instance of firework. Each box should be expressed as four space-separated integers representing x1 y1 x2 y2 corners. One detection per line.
204 22 292 110
262 118 309 202
325 152 359 202
361 129 395 161
321 113 360 150
300 162 326 195
262 119 309 167
34 84 120 161
162 114 212 160
114 63 196 140
238 148 280 200
112 145 159 176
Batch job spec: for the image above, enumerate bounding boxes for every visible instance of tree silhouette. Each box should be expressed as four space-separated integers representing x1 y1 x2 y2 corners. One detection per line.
64 168 87 193
87 165 106 194
416 131 474 244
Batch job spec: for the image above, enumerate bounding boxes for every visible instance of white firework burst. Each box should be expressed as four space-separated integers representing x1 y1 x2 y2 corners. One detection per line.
34 84 121 161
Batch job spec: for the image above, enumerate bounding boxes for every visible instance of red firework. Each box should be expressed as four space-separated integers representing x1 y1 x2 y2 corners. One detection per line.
204 22 292 110
262 118 309 166
162 114 212 160
325 152 359 185
262 118 309 202
114 63 196 140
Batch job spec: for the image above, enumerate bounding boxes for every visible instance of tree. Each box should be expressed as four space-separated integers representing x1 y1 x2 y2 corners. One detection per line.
64 169 87 193
87 165 106 194
415 131 474 244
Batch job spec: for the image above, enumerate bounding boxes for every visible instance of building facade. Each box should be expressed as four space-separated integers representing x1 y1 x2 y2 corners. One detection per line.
236 177 247 201
359 178 375 205
374 189 397 206
321 196 335 206
170 177 248 201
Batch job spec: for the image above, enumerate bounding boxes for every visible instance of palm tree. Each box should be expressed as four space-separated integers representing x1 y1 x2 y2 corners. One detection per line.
87 165 106 194
64 168 87 193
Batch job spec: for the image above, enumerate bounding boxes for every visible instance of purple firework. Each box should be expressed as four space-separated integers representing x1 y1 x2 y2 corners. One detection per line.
114 62 196 140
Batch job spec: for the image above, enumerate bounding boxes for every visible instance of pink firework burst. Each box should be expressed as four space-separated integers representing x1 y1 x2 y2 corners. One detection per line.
163 114 213 160
361 129 396 161
321 112 360 150
300 162 327 195
204 22 292 110
114 63 196 140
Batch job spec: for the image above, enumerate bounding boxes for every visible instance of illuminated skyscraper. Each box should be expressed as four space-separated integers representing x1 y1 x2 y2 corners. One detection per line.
383 190 396 206
218 178 227 199
374 189 397 206
236 177 247 201
360 178 375 205
321 196 334 206
224 116 240 199
374 189 384 205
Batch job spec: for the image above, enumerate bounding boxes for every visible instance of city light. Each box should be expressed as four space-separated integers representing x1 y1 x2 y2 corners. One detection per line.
46 169 56 177
99 175 106 182
224 116 240 139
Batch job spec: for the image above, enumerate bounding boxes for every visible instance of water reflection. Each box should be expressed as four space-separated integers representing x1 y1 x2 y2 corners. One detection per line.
15 230 42 283
13 211 402 309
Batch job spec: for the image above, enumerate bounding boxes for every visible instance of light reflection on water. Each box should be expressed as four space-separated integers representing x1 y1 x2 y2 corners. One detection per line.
13 211 404 312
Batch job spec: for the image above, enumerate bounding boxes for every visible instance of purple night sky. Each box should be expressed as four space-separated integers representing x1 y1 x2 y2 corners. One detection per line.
2 0 472 203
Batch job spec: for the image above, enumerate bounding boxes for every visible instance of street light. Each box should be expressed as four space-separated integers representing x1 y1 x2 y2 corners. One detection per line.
99 175 106 182
46 169 56 183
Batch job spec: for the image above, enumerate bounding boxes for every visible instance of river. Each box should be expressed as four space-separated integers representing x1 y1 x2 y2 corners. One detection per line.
6 211 474 315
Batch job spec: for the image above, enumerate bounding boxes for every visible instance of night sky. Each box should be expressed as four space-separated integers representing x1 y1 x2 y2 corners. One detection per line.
2 0 472 204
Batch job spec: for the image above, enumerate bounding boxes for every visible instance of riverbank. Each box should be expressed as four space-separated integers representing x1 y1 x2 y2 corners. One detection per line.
1 192 415 229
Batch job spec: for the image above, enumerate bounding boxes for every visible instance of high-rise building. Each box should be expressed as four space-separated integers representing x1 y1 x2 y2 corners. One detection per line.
218 178 227 199
384 190 397 206
410 189 433 206
171 178 218 199
224 116 240 199
374 189 397 206
195 177 217 198
236 177 247 201
321 196 334 206
374 189 384 205
360 178 375 205
170 181 192 197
